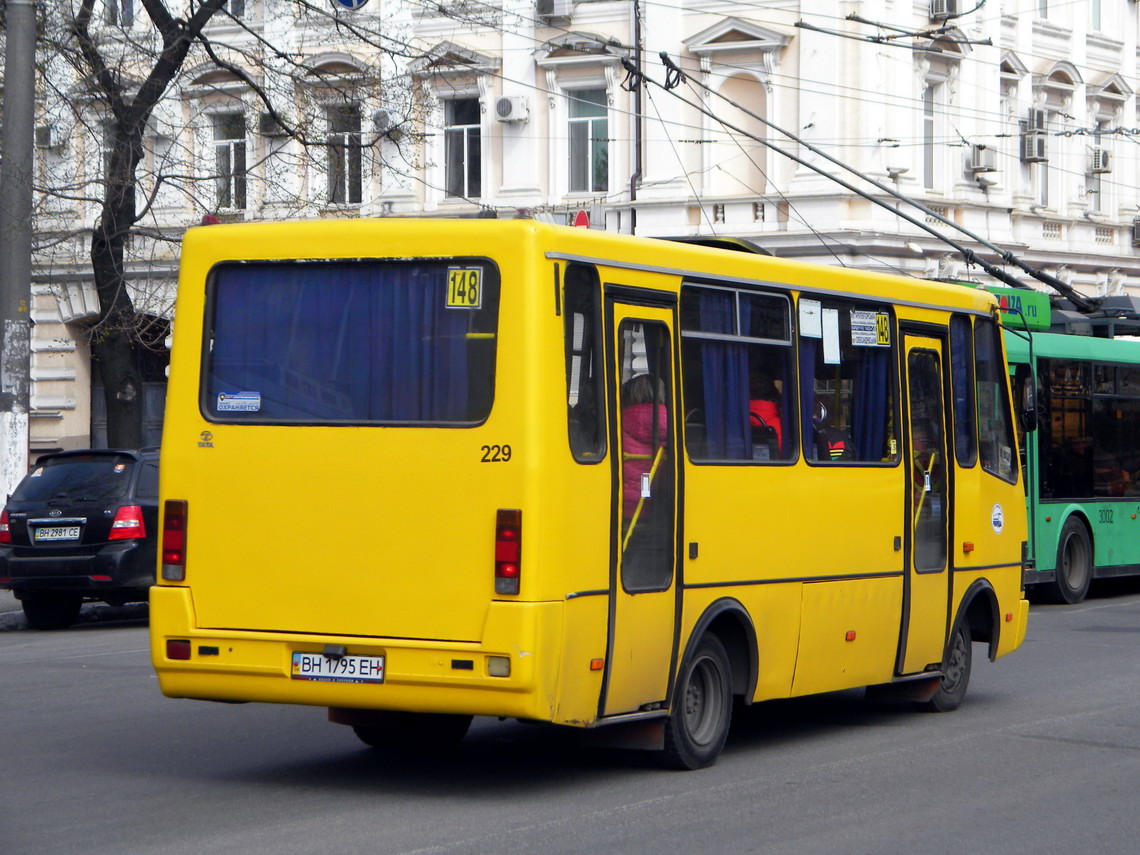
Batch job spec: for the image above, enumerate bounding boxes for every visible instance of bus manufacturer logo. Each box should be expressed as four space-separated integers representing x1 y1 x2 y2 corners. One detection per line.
991 503 1004 534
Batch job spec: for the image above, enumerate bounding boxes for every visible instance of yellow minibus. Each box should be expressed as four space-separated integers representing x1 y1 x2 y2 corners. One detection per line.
151 219 1029 768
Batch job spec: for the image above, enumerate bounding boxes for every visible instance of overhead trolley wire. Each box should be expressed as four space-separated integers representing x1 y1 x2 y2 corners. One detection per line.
631 51 1098 312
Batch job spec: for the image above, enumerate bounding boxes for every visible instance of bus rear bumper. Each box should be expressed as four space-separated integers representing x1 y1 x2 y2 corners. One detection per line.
149 585 563 722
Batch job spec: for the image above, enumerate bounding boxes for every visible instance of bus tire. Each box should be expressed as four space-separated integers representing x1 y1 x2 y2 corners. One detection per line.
352 712 472 755
662 634 732 770
22 593 82 630
918 620 972 713
1048 517 1093 605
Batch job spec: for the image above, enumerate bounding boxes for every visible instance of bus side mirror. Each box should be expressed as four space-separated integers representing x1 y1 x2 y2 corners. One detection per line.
1014 363 1038 432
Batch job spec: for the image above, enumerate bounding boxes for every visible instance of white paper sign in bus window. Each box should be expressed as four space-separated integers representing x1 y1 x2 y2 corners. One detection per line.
799 298 822 338
851 310 891 347
822 308 841 365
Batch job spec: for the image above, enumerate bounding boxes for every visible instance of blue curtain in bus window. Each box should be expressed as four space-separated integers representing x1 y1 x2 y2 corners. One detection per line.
852 348 889 461
698 290 749 459
209 264 469 422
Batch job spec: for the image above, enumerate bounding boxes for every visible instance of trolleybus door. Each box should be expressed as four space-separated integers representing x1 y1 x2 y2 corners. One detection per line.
901 335 952 673
602 303 679 717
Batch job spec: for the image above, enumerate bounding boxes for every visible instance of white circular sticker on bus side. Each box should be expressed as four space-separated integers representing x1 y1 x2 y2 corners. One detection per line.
991 503 1004 534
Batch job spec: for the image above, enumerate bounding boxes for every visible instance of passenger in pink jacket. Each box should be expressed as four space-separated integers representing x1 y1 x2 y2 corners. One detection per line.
621 374 668 521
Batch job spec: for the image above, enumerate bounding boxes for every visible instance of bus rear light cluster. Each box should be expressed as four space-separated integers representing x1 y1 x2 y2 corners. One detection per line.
108 505 146 540
161 499 188 581
495 508 521 595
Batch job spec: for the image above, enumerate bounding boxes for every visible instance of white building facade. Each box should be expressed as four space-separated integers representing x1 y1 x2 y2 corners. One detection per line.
18 0 1140 451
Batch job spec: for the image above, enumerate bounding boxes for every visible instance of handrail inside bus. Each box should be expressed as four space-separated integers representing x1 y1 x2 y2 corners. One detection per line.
623 445 666 553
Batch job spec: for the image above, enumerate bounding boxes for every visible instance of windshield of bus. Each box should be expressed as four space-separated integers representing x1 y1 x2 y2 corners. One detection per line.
202 259 500 425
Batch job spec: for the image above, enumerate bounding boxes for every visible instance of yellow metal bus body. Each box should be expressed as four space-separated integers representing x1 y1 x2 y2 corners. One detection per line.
151 219 1029 767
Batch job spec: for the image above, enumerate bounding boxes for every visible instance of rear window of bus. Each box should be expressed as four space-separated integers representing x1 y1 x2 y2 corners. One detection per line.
202 259 500 425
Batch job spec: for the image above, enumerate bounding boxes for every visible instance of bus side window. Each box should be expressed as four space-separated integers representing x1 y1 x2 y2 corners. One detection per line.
680 284 796 463
799 301 896 464
974 318 1018 484
949 315 978 467
565 264 606 462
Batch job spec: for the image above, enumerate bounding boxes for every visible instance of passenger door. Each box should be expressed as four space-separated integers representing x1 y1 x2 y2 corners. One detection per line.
900 334 952 673
601 300 680 717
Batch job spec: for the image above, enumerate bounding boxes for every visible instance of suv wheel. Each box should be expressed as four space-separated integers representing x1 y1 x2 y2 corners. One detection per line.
22 593 82 630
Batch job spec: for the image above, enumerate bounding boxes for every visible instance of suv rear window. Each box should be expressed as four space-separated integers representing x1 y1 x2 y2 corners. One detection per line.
203 259 500 425
12 457 136 502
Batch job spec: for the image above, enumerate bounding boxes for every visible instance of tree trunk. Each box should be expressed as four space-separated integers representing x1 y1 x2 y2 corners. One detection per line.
91 329 143 449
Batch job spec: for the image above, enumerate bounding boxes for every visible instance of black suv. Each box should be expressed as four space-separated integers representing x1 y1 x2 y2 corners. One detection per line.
0 449 159 629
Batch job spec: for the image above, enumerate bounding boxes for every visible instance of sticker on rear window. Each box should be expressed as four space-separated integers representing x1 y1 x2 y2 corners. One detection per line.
446 266 483 309
113 464 126 474
217 391 262 412
30 467 43 478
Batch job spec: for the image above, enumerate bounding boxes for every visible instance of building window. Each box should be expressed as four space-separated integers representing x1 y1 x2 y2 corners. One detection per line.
568 89 608 193
213 113 247 210
922 83 938 191
444 99 481 199
326 104 363 205
106 0 133 26
225 0 246 16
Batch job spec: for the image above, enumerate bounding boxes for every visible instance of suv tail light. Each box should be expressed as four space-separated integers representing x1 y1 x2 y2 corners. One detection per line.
494 508 521 595
162 499 188 581
0 510 10 544
108 505 146 540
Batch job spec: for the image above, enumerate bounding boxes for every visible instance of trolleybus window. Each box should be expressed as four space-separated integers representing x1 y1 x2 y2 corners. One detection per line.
203 260 500 424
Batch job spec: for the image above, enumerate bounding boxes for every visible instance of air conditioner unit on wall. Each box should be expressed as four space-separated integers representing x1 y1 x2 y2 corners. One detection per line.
258 112 289 138
1091 148 1112 174
1132 220 1140 247
930 0 957 19
34 125 62 150
537 0 573 20
1021 130 1048 164
970 144 997 173
495 96 529 123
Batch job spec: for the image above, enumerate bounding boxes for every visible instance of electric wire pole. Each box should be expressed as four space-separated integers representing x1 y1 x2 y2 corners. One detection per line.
0 0 36 495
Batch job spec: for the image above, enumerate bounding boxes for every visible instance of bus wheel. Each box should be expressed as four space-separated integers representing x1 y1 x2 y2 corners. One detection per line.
919 620 972 713
662 634 732 770
352 712 472 756
21 593 82 630
1049 518 1092 605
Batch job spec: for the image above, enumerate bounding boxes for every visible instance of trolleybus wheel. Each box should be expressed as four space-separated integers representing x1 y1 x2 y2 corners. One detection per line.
919 620 972 713
662 634 732 769
352 712 473 755
1049 517 1092 605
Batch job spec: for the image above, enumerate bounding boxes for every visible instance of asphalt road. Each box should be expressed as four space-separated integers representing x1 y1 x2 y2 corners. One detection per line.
2 583 1139 855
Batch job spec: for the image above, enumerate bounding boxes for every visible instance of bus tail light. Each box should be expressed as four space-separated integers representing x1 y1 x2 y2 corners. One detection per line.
495 508 521 595
109 505 146 540
0 510 10 544
162 500 188 581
